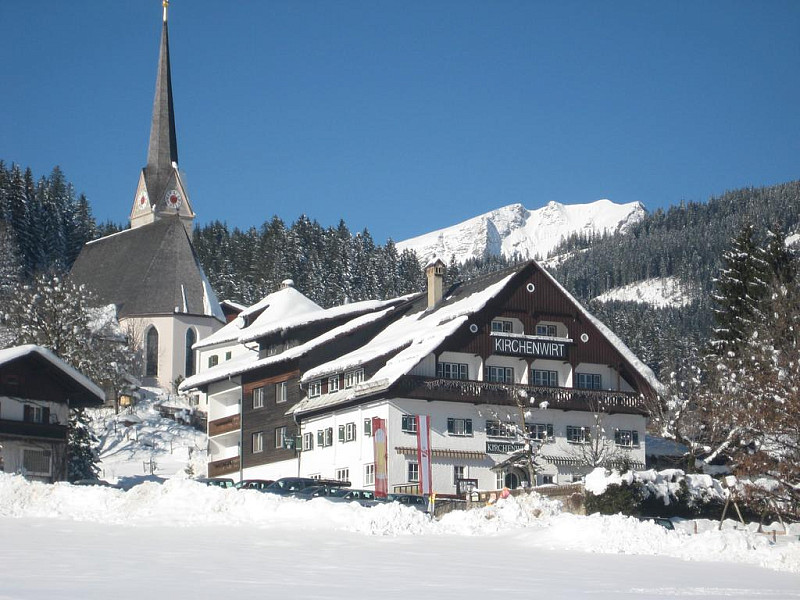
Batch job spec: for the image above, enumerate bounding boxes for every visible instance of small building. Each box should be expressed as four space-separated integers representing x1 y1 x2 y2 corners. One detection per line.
0 345 105 482
182 260 662 492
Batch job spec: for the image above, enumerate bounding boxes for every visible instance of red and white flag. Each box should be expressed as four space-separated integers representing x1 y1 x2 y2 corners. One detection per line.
416 415 432 496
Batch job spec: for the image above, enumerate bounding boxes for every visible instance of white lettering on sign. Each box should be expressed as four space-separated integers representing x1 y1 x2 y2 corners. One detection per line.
492 335 568 359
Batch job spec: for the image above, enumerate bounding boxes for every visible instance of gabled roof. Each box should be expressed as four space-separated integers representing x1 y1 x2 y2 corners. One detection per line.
0 345 105 407
70 216 224 321
293 261 663 416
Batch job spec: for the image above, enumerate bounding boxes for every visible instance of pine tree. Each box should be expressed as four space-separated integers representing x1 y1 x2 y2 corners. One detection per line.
67 408 100 481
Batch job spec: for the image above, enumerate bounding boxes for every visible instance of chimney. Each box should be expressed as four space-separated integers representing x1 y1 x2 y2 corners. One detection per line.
280 279 295 289
425 259 446 308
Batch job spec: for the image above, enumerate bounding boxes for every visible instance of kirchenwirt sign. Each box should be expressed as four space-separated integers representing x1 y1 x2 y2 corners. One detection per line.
492 334 569 360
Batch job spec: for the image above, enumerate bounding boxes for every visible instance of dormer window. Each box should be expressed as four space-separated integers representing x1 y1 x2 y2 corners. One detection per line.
536 324 558 337
491 320 513 333
308 380 322 398
344 369 364 388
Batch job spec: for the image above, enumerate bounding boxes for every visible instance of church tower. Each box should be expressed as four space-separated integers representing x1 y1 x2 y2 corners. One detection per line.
130 0 195 230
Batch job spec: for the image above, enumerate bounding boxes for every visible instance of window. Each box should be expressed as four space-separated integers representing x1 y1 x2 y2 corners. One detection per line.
453 465 465 485
317 427 334 447
486 366 514 384
207 355 218 369
146 327 159 377
302 432 314 451
252 431 264 453
486 420 514 438
336 468 350 482
491 319 513 333
23 405 48 424
308 380 322 398
532 369 558 387
337 423 355 443
541 474 554 484
225 351 232 361
407 462 419 483
275 426 287 449
526 423 554 442
328 376 340 393
577 373 602 390
401 414 418 433
363 418 372 437
22 449 51 476
437 362 468 380
275 381 288 404
615 429 640 447
536 324 557 337
447 418 473 436
252 386 265 409
344 369 365 388
364 463 375 486
567 425 591 444
185 328 196 376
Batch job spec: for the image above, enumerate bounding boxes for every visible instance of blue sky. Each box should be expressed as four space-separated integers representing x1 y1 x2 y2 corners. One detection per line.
2 1 799 243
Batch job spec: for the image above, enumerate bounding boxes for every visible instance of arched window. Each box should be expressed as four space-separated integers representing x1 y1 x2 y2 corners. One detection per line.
146 327 159 377
185 328 196 377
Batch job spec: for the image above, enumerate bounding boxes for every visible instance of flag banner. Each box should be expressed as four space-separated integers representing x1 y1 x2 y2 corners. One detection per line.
416 415 432 496
372 417 388 498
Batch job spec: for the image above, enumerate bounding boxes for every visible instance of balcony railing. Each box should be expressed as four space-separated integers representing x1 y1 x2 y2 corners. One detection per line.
395 376 647 415
0 419 68 441
208 455 240 478
208 413 241 437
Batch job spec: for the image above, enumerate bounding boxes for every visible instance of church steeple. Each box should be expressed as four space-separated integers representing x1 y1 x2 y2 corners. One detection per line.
130 0 195 230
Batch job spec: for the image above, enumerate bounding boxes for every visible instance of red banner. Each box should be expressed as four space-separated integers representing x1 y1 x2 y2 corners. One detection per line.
372 417 388 498
416 415 432 496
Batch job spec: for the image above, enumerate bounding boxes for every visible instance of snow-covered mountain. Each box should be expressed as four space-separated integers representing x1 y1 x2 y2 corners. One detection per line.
396 199 646 265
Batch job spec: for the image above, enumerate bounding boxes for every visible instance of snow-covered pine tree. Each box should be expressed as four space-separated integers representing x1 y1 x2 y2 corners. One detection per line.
67 408 100 481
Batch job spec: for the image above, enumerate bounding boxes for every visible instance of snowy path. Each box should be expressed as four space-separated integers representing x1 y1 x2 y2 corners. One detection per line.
3 518 799 600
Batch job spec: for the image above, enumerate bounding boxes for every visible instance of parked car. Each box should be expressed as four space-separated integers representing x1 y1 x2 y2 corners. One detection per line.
264 477 349 496
196 477 235 489
235 479 274 491
71 479 121 489
386 493 429 512
636 516 675 530
324 489 383 508
293 485 350 499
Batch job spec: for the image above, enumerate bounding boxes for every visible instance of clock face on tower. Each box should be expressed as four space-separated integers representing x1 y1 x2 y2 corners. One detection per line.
166 189 182 210
137 190 149 211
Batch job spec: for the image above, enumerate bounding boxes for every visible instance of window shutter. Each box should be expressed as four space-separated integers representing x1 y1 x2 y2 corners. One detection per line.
447 418 454 434
465 419 473 435
317 430 324 445
42 407 50 424
364 419 371 436
614 429 621 444
546 424 553 439
338 425 345 442
632 431 639 446
23 405 32 422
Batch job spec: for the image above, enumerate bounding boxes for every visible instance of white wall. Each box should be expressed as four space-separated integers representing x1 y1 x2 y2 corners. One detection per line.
0 396 68 425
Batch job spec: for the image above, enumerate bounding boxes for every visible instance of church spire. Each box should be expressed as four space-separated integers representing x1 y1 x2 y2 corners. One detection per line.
131 1 194 230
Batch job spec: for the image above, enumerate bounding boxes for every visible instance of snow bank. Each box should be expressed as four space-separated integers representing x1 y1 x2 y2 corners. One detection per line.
586 467 726 506
1 474 797 573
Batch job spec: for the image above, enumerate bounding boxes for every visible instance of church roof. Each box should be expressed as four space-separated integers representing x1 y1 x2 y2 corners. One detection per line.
70 216 224 322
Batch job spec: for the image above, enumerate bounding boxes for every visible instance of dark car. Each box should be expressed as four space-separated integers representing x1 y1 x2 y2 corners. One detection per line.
196 477 235 489
264 477 349 496
71 479 121 489
324 489 383 507
235 479 275 491
293 485 350 499
636 516 675 530
386 493 429 512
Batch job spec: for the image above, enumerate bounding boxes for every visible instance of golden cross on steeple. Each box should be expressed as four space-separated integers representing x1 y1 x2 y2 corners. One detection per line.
163 0 169 22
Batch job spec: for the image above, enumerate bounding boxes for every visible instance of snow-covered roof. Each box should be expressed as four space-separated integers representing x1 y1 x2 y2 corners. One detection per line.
179 307 400 391
293 272 517 415
194 286 323 350
238 296 414 344
0 344 105 404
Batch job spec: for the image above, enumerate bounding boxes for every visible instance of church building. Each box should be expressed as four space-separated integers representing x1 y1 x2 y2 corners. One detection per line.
71 2 224 393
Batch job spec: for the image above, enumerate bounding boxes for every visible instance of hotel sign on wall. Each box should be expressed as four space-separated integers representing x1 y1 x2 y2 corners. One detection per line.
486 441 524 454
491 334 569 359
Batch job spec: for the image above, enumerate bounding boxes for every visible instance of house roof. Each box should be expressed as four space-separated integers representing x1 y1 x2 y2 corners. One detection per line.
0 345 105 407
70 216 224 321
293 261 663 416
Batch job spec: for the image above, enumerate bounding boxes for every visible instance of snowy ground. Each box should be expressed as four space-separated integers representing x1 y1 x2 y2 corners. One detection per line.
2 474 799 599
593 276 691 308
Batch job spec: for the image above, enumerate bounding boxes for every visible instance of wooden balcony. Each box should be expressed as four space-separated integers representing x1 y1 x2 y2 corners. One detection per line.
208 455 240 477
0 419 67 441
394 376 647 415
208 413 240 437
